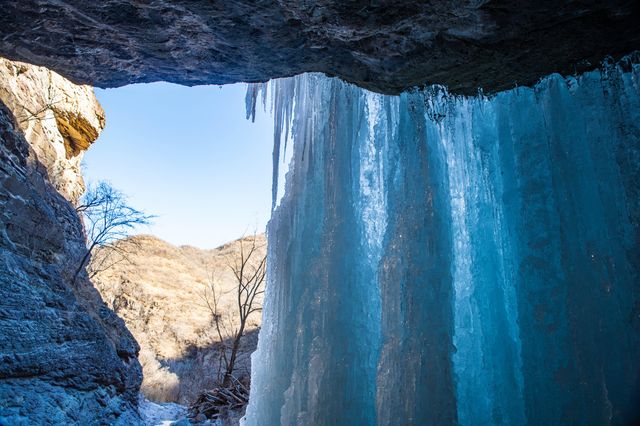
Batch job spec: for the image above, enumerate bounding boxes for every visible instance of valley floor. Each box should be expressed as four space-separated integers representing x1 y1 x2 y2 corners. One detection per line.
139 397 187 426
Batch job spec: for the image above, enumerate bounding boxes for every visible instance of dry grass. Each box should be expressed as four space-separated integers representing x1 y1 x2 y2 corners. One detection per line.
91 234 266 404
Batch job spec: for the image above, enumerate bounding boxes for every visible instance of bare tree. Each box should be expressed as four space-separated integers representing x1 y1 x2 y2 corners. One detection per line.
73 181 153 283
201 234 266 386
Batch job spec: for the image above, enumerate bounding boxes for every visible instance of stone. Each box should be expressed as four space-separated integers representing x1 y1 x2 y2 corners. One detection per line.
0 58 142 425
0 57 105 202
0 1 638 94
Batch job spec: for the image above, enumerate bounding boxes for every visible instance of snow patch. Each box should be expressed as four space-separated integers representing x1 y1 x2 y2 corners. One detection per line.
139 396 188 426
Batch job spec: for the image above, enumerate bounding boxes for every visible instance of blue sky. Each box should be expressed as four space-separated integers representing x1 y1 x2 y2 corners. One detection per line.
83 82 274 249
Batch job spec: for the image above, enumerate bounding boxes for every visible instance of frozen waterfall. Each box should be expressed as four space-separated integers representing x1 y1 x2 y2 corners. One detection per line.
243 55 640 425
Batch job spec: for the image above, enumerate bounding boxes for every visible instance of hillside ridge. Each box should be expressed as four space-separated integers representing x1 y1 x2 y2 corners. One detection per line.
92 233 267 404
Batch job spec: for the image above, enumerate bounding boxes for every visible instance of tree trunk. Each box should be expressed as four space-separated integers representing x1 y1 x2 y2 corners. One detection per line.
223 324 245 386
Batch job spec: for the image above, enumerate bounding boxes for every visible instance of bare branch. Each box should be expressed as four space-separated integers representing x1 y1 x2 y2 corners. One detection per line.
74 181 154 283
200 233 267 387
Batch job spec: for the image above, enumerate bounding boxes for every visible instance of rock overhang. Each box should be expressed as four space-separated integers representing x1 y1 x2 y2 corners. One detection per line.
0 1 639 95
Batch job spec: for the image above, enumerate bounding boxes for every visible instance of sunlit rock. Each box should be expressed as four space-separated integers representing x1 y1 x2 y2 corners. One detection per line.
0 57 105 202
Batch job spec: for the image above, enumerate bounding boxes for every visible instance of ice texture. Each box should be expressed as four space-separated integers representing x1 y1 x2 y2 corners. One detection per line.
243 55 640 425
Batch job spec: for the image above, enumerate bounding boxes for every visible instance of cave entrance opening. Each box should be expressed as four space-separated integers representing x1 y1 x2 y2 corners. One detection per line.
81 81 275 416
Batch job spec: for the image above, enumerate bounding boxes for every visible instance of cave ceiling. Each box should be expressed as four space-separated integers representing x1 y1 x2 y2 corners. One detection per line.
1 0 639 95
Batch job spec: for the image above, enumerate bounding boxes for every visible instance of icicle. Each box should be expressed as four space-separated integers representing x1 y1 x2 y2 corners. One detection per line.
244 82 262 122
267 78 297 210
269 81 283 210
246 79 290 209
260 81 268 113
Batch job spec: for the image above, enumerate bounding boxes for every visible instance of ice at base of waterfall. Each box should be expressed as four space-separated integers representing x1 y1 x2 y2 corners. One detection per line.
138 396 188 426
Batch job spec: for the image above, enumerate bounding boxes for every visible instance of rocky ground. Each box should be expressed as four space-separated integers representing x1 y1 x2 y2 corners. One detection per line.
139 397 187 426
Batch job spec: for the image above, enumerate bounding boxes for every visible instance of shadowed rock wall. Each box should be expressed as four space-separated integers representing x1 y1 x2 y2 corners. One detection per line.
0 59 142 425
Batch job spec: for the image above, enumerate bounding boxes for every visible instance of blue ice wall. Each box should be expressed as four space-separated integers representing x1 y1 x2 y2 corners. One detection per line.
243 55 640 426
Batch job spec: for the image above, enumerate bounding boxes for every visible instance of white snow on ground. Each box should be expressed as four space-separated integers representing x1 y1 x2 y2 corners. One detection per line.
139 396 188 426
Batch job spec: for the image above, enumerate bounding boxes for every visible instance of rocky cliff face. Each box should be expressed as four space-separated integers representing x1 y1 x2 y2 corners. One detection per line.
92 235 266 405
0 57 105 202
0 1 639 95
0 58 142 425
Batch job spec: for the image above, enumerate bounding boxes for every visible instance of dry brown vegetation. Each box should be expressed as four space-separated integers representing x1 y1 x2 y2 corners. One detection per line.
201 234 266 387
91 233 266 404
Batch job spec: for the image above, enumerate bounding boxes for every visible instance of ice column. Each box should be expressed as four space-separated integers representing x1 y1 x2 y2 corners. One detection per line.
244 55 640 425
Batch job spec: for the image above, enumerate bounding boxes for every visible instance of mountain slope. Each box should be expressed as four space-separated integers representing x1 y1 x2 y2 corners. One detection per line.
92 234 266 404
